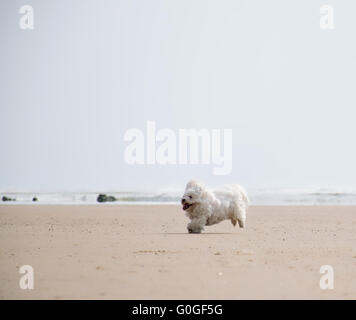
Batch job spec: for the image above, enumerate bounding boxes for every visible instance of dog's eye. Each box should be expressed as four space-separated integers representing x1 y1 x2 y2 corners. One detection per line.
189 195 192 199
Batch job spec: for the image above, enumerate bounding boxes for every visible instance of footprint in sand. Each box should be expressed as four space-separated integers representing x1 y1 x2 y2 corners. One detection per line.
235 249 254 256
134 250 167 255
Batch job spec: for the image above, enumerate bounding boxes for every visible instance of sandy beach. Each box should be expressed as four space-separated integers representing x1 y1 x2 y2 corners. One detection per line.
0 205 355 299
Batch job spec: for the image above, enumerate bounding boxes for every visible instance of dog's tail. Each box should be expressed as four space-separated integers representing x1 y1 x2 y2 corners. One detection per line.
239 186 250 207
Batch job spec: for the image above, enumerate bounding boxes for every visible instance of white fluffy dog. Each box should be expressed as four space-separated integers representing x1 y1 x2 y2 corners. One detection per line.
181 180 249 233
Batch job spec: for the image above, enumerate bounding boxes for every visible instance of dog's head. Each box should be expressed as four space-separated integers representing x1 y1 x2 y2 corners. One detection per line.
181 180 206 211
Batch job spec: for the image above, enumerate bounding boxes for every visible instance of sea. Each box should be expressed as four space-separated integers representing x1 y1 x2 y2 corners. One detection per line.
1 188 356 205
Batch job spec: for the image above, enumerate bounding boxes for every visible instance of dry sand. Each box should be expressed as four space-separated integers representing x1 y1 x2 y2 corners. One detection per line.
0 205 355 299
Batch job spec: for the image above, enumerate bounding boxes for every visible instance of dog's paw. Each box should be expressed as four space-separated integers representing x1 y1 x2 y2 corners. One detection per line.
187 227 201 234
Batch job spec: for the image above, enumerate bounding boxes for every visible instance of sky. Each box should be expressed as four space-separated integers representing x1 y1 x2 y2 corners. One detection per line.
1 0 356 192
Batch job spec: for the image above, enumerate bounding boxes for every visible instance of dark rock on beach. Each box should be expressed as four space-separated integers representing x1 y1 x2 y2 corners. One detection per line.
2 196 16 202
32 197 38 202
97 194 117 203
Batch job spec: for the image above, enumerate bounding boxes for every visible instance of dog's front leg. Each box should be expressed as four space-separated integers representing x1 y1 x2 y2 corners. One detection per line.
187 217 207 234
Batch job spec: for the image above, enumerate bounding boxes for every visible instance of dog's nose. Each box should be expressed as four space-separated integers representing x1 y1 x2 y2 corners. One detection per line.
181 198 186 204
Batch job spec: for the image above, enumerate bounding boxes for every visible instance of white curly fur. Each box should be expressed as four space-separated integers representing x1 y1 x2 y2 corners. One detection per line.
181 180 249 233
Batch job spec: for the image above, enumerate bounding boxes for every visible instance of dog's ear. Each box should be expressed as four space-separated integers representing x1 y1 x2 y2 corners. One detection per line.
199 189 214 203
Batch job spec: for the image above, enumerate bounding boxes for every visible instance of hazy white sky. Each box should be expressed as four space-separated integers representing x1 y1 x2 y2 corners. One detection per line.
1 0 356 192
